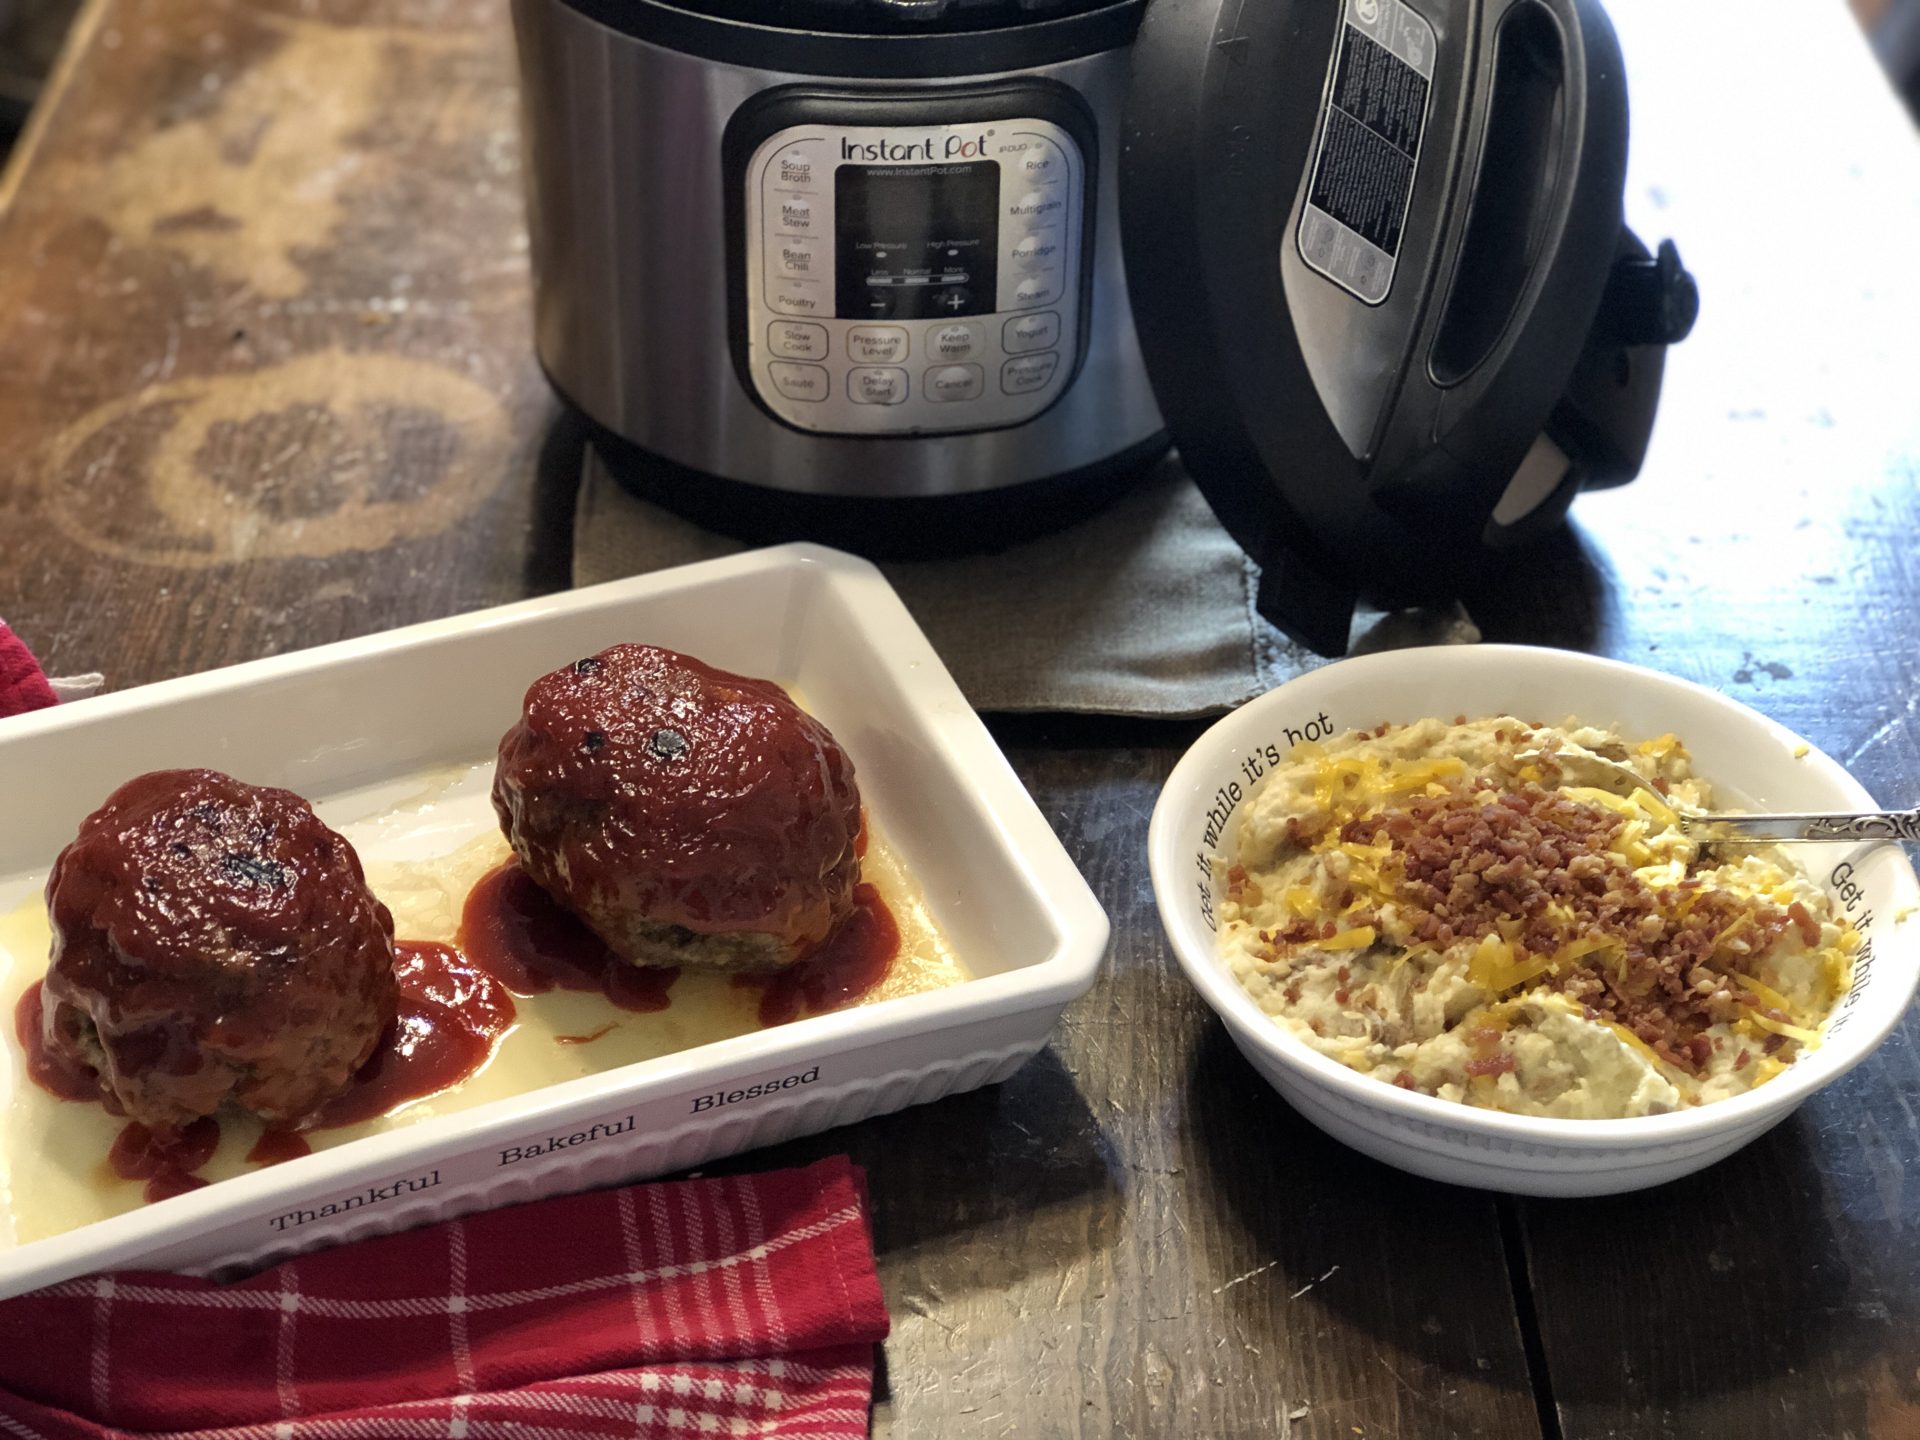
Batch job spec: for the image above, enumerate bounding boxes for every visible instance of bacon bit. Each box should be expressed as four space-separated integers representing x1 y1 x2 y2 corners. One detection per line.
1334 988 1351 1005
1337 966 1351 984
1285 981 1304 1005
1392 1071 1419 1090
1654 776 1671 795
1467 1026 1504 1048
1227 865 1248 884
1465 1053 1516 1077
1495 729 1508 742
1787 901 1821 947
1763 1033 1788 1055
1320 921 1337 941
1734 1049 1751 1071
1454 713 1468 726
1686 1034 1713 1069
1309 1019 1326 1036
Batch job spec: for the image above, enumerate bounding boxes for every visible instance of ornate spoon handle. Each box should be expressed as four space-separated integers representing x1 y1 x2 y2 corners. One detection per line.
1683 809 1920 844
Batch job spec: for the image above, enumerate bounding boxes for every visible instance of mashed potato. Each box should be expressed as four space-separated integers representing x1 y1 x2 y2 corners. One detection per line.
1216 717 1856 1118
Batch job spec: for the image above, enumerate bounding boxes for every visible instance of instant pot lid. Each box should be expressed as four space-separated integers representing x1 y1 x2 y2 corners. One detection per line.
1119 0 1697 657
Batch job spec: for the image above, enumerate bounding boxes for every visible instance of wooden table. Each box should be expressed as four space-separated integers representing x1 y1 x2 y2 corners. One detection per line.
3 2 1919 1435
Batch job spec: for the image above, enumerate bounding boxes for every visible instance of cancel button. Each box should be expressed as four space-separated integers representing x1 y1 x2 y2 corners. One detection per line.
925 364 984 403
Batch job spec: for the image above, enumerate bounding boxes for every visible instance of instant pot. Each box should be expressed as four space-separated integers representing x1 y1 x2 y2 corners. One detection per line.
514 0 1697 654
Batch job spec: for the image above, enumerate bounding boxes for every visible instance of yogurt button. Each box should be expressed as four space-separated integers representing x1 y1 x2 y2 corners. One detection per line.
1003 311 1061 354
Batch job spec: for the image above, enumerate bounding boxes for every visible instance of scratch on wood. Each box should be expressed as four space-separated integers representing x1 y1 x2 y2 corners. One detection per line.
1213 1259 1281 1295
1289 1264 1341 1300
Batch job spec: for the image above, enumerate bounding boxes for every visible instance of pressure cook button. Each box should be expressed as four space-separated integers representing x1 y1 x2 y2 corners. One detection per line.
929 322 981 360
925 364 984 402
1003 311 1060 354
1012 272 1063 309
768 362 830 403
1009 230 1064 268
774 242 824 278
776 196 816 233
773 145 823 190
767 321 828 361
1001 351 1060 395
849 367 909 405
847 325 909 364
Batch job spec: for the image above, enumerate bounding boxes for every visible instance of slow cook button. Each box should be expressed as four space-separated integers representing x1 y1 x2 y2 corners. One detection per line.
929 322 981 361
847 325 909 364
1001 351 1060 396
767 321 828 361
1013 272 1063 309
1003 311 1060 354
1009 230 1064 268
925 364 984 403
849 366 908 405
768 362 830 403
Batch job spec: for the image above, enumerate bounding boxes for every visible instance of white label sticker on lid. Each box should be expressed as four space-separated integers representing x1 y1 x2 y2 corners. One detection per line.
1296 0 1436 305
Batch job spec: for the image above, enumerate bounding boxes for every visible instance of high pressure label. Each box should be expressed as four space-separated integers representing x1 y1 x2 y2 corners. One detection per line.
1297 0 1436 305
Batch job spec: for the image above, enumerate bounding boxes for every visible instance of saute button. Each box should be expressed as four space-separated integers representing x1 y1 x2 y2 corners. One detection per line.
1010 230 1064 268
1012 272 1063 308
768 362 830 403
925 364 985 403
929 322 981 360
847 325 909 364
1003 311 1060 354
1001 351 1060 395
849 367 909 405
768 321 828 361
776 197 816 233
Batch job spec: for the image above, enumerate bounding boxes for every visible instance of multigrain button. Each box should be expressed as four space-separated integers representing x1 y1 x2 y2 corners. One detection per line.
776 196 816 233
849 367 908 405
1012 272 1063 308
768 362 830 402
1009 230 1064 268
767 321 828 361
1007 190 1065 223
929 322 981 361
847 325 909 364
1001 351 1060 395
1003 311 1060 354
925 364 984 402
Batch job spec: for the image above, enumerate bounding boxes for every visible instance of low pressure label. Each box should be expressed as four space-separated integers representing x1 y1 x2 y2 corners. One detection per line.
1297 0 1436 305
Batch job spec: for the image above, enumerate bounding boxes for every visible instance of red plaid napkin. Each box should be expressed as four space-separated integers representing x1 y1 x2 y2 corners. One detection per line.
0 620 57 719
0 1156 889 1439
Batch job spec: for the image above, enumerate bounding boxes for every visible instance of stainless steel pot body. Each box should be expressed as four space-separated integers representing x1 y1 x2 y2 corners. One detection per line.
513 0 1165 499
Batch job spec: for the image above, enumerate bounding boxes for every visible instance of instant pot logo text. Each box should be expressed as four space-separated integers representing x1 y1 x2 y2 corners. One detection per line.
842 132 991 163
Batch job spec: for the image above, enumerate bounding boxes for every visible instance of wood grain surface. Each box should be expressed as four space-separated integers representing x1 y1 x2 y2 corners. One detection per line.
1 0 1918 1437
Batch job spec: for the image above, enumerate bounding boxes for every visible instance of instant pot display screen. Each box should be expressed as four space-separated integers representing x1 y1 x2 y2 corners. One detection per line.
834 162 1000 321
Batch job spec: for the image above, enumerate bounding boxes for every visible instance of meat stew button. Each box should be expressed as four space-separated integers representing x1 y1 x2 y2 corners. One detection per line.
768 362 830 402
849 367 909 405
1001 352 1060 395
925 364 984 402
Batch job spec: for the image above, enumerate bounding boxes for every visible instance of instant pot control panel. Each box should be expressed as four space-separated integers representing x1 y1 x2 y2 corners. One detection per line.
727 86 1095 437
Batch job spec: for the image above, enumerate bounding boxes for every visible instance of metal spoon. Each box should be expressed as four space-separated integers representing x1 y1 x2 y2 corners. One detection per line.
1518 750 1920 844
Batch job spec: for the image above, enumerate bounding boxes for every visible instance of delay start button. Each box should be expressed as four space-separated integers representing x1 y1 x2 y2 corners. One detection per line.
849 367 909 405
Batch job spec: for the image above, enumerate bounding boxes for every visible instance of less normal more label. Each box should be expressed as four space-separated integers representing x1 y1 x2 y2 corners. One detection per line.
1193 710 1336 933
1296 0 1436 305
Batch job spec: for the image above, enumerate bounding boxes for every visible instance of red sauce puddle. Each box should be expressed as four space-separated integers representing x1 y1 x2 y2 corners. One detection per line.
309 941 515 1130
737 883 900 1028
247 1129 312 1165
459 862 678 1014
14 981 102 1103
108 1117 219 1203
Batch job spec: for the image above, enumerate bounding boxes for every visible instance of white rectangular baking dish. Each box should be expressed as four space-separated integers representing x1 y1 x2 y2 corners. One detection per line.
0 544 1109 1298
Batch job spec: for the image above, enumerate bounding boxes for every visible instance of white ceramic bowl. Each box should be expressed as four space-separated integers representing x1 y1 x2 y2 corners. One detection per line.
1148 645 1920 1196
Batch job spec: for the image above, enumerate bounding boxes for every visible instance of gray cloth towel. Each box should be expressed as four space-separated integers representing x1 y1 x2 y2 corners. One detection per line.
572 447 1476 717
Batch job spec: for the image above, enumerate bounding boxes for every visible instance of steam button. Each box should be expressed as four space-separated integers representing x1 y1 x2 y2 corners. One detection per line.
1012 272 1063 309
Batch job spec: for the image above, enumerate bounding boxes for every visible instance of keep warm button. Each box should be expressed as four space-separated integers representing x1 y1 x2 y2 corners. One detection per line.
1000 351 1060 395
849 367 909 405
